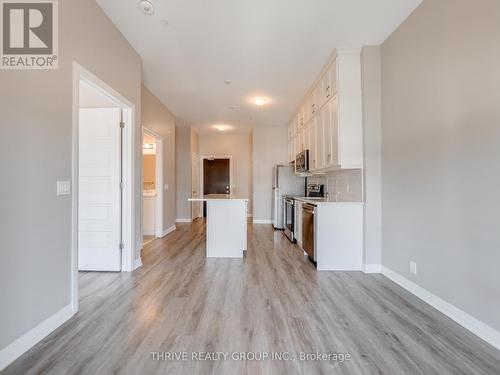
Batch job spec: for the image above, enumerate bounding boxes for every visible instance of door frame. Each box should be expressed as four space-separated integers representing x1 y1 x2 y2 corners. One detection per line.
142 126 163 239
71 62 136 313
191 152 200 221
199 155 233 217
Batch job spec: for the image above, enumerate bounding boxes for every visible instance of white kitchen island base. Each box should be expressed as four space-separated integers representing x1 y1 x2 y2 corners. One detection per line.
189 194 248 258
207 199 247 257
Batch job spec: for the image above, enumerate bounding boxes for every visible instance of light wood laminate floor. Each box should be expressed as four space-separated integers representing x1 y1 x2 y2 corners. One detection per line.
4 220 500 374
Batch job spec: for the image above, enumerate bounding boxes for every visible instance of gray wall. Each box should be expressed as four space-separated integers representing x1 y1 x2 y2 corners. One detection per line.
198 132 253 213
0 0 142 350
252 126 288 222
381 0 500 331
361 46 382 266
175 126 193 220
141 85 177 237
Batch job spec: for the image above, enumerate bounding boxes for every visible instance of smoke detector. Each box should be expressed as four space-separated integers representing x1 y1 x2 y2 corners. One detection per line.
139 0 154 15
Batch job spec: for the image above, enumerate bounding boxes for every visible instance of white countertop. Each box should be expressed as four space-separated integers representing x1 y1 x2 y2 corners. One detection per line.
188 194 248 201
293 197 363 206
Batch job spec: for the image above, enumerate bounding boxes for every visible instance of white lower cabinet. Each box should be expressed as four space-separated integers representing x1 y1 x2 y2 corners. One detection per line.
294 201 363 271
143 197 156 235
315 203 363 271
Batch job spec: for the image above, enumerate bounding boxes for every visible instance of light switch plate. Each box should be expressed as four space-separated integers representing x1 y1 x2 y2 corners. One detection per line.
57 181 71 196
410 261 417 275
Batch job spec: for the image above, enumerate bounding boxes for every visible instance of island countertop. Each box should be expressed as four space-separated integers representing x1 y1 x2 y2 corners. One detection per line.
188 194 248 201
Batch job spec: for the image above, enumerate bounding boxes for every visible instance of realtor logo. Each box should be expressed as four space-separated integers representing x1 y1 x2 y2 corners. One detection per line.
1 0 58 69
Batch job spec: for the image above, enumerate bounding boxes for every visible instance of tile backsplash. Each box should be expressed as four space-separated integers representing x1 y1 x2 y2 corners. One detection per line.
308 169 363 202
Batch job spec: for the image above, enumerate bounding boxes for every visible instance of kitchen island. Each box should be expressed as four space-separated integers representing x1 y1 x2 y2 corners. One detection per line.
188 194 248 258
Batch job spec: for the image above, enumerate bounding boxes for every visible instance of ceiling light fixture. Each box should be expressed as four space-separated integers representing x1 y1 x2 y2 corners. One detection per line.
139 0 154 15
214 124 230 131
252 97 270 106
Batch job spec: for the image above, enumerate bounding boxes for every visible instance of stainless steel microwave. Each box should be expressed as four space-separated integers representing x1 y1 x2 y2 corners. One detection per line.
295 150 309 173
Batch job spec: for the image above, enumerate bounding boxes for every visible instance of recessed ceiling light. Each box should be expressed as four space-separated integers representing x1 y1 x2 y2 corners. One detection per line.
139 0 154 15
214 124 230 131
252 97 270 106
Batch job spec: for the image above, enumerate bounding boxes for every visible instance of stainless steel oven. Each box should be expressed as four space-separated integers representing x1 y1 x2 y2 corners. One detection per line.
283 197 295 242
302 203 316 261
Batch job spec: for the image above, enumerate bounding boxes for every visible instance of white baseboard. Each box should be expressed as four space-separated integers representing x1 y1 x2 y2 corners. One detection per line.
133 257 142 271
161 225 176 237
253 219 273 224
0 304 75 371
362 264 382 274
142 229 155 236
381 266 500 351
175 218 192 223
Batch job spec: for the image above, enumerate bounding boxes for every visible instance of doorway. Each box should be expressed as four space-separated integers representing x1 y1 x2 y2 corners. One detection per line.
72 63 135 312
200 156 232 217
142 127 163 245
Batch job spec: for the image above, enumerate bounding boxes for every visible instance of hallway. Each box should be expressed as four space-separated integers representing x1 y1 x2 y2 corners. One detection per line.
4 221 500 374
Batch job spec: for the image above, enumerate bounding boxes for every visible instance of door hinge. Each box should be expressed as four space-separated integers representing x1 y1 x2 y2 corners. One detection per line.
120 121 125 128
120 181 125 189
119 243 124 250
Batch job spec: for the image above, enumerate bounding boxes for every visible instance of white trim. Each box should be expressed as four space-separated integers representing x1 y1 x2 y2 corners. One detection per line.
253 219 273 224
133 257 142 271
161 225 177 237
175 218 192 223
142 127 163 238
381 266 500 351
0 304 75 371
362 264 382 274
72 62 137 316
142 229 155 236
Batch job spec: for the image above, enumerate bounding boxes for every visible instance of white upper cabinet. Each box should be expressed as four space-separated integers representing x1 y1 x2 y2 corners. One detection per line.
308 119 317 170
298 105 305 130
304 94 312 125
313 84 321 117
287 50 363 171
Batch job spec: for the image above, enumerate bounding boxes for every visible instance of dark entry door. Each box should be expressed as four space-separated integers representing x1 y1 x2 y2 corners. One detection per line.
203 158 230 216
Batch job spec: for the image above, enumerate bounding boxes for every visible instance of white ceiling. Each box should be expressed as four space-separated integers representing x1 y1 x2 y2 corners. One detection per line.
96 0 421 133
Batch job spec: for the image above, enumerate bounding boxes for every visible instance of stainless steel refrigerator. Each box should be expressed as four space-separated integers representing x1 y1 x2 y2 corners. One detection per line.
272 165 305 229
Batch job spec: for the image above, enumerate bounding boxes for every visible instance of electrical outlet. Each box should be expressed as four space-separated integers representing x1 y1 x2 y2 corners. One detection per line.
57 181 71 196
410 261 417 275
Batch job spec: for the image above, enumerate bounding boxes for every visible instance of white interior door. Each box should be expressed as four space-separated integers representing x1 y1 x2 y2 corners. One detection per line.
191 152 200 220
78 108 122 271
